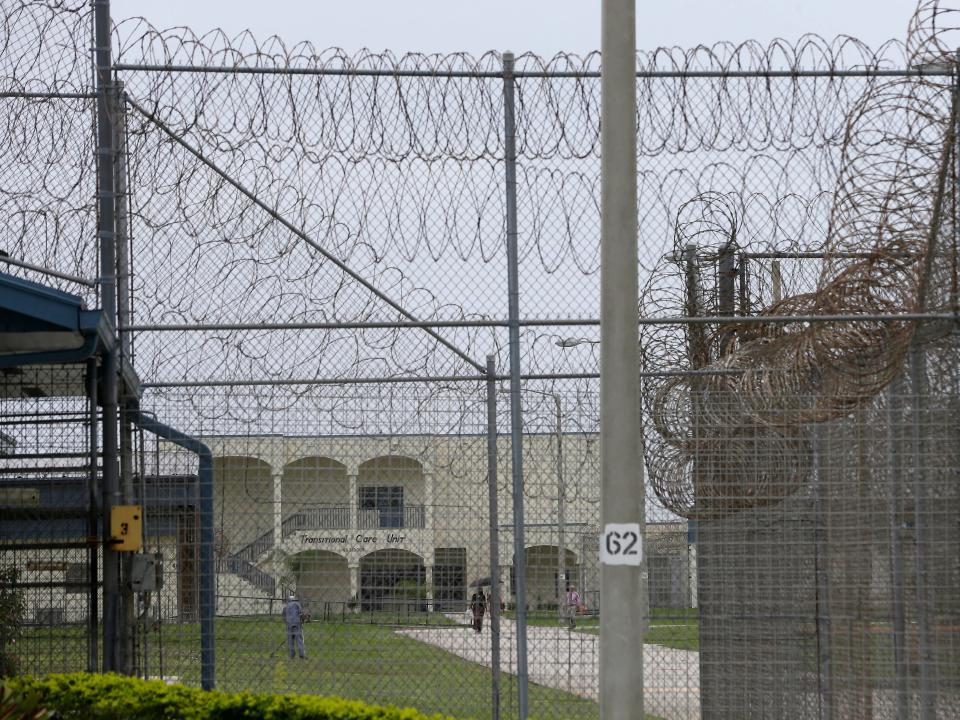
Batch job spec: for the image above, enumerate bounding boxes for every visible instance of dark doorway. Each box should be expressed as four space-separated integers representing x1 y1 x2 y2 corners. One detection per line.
433 547 466 612
359 549 424 611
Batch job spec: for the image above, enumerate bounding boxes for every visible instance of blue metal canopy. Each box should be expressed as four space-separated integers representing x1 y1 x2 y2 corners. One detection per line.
0 270 111 367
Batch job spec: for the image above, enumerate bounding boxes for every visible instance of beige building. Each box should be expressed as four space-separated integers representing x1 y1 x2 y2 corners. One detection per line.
3 431 693 625
190 432 603 617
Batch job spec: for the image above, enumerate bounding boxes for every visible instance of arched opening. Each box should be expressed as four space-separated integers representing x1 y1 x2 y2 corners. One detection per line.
282 457 349 537
212 456 273 554
287 549 350 615
359 548 425 612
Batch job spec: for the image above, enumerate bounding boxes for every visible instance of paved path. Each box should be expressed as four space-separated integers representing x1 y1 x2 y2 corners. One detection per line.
397 617 700 720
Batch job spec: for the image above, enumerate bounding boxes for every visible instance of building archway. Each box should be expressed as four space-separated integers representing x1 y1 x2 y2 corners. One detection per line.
282 457 349 536
288 549 350 614
212 456 273 553
359 549 425 612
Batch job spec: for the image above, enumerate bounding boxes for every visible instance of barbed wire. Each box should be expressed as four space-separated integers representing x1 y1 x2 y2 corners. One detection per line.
2 1 958 513
642 0 960 518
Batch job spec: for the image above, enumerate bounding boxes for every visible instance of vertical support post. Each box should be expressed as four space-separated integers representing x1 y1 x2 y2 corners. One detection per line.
771 260 783 304
953 49 960 322
93 0 121 675
813 425 833 720
114 81 132 367
718 242 736 355
273 472 283 544
114 80 137 677
86 359 99 673
683 244 716 714
737 252 750 317
348 473 358 529
600 0 645 717
127 411 216 690
886 376 909 720
501 50 529 719
909 345 935 720
485 356 502 720
554 395 566 609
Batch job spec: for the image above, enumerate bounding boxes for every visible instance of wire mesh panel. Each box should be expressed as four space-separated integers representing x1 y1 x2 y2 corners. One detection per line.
0 365 100 677
2 0 960 718
129 383 604 719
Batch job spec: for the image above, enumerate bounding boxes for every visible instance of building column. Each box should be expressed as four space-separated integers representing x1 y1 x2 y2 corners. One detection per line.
424 472 434 529
348 562 359 609
688 542 698 609
272 472 283 545
348 474 358 528
424 563 434 612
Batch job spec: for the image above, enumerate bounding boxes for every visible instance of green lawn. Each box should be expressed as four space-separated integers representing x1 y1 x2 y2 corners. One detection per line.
16 615 605 720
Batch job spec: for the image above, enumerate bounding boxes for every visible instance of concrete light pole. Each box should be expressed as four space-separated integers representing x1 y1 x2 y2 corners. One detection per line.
499 387 567 612
552 394 566 612
600 1 645 719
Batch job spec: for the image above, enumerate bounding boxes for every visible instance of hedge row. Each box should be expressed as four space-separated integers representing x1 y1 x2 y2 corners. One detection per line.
6 674 456 720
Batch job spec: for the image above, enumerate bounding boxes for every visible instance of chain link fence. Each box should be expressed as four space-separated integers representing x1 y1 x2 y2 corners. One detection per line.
1 1 959 718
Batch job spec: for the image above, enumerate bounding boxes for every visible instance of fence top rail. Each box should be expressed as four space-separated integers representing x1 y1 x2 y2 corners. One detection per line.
113 62 951 79
124 313 959 334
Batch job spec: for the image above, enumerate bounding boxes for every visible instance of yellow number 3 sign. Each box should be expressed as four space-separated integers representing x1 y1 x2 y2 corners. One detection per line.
110 505 143 551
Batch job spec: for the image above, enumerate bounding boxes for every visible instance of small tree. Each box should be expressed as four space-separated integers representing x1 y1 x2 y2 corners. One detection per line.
0 566 26 676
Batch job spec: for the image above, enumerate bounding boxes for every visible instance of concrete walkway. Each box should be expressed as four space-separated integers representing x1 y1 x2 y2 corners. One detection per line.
397 617 700 720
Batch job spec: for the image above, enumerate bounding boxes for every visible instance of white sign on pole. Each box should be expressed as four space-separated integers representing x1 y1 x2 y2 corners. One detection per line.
599 522 642 565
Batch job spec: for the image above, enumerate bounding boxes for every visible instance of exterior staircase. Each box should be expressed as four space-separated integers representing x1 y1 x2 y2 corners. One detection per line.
217 506 350 597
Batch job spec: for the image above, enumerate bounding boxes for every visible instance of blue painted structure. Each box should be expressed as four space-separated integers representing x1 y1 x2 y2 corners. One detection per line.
0 270 111 369
1 269 214 686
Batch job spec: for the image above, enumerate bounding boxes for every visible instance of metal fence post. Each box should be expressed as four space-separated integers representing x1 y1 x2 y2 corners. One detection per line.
113 79 138 677
909 344 935 720
886 376 909 720
813 424 833 720
93 0 122 675
600 0 645 717
554 395 566 610
501 50 529 720
485 355 502 720
86 359 100 673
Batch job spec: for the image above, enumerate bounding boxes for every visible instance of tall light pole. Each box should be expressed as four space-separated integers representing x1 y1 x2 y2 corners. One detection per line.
600 2 645 720
552 395 566 611
500 387 567 611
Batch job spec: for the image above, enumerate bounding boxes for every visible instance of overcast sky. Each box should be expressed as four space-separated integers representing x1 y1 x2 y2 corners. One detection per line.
111 1 913 57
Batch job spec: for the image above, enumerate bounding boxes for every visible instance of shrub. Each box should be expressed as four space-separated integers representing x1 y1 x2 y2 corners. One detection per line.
9 673 457 720
0 566 26 677
0 680 53 719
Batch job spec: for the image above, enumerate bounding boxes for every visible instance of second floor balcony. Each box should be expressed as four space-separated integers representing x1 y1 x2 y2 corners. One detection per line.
281 504 427 538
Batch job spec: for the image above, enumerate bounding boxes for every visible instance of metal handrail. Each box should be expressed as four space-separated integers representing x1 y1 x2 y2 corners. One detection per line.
357 504 426 529
281 505 351 538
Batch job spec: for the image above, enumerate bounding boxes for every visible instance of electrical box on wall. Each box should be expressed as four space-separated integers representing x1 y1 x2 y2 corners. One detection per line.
110 505 143 551
128 553 159 592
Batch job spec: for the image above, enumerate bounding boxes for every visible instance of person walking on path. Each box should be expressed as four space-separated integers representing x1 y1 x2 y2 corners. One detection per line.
469 588 487 633
564 585 582 629
282 594 306 658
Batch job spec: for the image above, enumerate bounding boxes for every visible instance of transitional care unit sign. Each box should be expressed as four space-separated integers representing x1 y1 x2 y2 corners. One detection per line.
599 523 642 565
300 533 408 546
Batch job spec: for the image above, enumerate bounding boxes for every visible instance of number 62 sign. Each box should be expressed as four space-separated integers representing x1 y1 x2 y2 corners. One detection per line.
600 523 643 566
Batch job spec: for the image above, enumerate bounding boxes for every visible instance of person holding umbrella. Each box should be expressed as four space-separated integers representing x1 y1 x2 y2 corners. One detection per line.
469 586 487 633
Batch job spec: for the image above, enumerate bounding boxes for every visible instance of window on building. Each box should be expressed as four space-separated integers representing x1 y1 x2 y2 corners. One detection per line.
65 562 88 594
359 485 404 528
